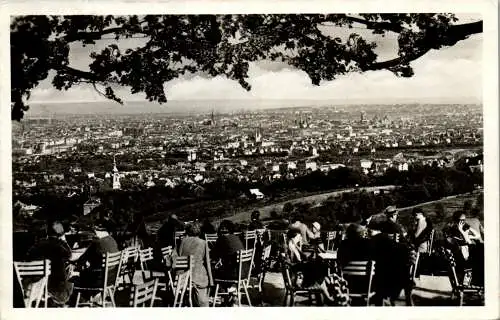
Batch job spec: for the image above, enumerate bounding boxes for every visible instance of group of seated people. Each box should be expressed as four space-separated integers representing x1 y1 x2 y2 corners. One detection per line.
16 204 484 308
283 205 484 306
16 211 268 308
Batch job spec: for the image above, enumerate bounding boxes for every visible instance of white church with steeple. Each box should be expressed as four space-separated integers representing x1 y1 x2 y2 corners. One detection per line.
112 155 121 190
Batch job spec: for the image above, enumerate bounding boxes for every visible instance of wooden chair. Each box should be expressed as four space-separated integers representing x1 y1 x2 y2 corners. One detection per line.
14 259 51 308
120 246 139 284
441 247 483 306
160 246 173 265
325 231 337 252
129 278 159 307
250 244 272 292
166 255 193 307
341 260 376 306
212 249 255 307
74 251 123 307
139 247 156 281
244 230 258 250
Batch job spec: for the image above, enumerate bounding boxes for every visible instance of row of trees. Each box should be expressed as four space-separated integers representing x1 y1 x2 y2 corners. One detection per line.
273 188 483 232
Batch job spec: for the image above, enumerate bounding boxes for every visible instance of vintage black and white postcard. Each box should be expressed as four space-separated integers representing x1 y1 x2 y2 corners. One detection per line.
1 1 498 319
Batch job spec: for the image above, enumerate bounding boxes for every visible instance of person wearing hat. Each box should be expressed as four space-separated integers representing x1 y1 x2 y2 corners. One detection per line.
383 206 407 238
27 221 74 306
309 222 325 252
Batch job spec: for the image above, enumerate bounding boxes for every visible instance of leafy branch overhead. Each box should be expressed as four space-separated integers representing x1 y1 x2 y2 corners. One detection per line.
11 14 482 120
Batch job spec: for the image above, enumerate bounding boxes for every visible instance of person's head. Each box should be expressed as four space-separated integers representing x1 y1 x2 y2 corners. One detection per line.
384 206 399 222
47 221 65 239
218 220 235 235
452 210 466 225
251 210 260 222
412 208 425 221
186 221 202 237
169 214 179 221
312 222 321 233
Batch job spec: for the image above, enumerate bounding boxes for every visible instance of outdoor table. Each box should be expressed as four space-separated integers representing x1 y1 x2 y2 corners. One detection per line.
318 251 338 275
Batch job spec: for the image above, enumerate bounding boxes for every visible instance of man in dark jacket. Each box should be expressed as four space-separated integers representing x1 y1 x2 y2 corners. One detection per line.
212 220 245 280
27 221 74 307
73 225 119 290
157 214 184 248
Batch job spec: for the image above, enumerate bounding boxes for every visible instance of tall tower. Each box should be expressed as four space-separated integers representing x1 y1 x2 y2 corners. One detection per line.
112 155 121 190
211 109 216 127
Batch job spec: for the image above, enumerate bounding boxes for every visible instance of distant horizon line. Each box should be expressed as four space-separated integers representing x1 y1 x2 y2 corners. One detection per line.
30 98 482 105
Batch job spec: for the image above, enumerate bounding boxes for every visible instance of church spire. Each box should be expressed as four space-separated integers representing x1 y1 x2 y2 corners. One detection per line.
112 155 121 189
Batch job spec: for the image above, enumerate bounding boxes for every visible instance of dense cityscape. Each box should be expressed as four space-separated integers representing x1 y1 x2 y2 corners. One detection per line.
13 103 482 196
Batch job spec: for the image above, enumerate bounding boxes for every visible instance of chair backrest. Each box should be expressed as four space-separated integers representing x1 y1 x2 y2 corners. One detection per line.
244 230 257 249
14 259 51 280
102 250 124 289
173 255 192 271
205 233 218 243
205 234 218 250
387 233 401 243
139 247 155 269
124 246 140 263
14 260 51 307
130 278 159 307
237 249 255 283
161 246 173 263
325 231 337 251
341 260 376 297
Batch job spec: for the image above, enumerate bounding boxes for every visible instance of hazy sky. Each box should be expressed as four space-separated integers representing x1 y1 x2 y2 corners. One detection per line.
30 14 482 106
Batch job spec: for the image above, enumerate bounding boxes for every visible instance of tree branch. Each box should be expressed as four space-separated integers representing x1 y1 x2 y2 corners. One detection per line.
62 20 147 42
363 20 482 71
52 64 104 82
342 15 405 33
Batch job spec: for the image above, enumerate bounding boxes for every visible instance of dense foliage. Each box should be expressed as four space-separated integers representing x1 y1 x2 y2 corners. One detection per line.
11 14 482 120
